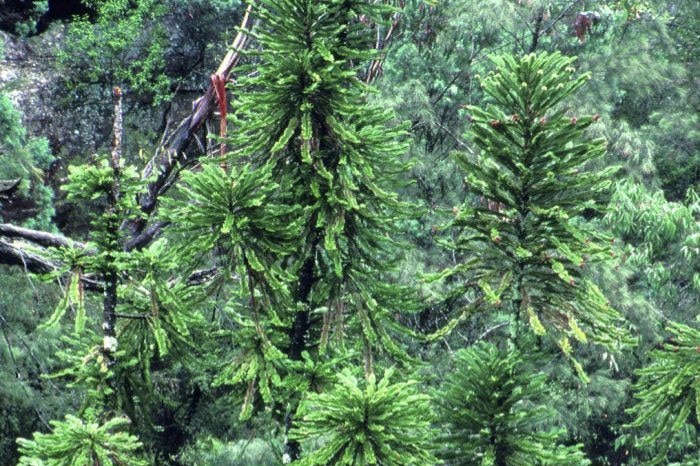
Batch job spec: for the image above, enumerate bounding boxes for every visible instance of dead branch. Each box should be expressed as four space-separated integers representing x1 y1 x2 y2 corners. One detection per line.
365 3 404 84
125 3 254 243
0 223 88 250
0 238 103 291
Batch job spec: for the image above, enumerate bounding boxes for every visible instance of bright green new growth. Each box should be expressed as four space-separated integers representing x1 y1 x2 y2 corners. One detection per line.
290 368 437 466
436 52 631 357
17 415 148 466
436 342 590 466
627 322 700 465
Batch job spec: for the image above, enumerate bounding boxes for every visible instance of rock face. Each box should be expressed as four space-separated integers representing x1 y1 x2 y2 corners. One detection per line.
0 2 244 187
0 25 114 162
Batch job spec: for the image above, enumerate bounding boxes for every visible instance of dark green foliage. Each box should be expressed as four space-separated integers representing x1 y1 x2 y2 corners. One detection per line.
12 1 48 36
0 94 55 229
0 268 68 464
435 52 631 357
575 1 699 201
17 414 148 465
177 437 278 466
291 368 437 465
605 181 699 315
647 111 699 202
626 322 700 464
436 342 589 466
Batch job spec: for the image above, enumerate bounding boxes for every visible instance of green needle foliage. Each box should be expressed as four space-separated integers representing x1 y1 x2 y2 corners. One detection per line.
435 52 632 358
605 180 700 313
627 321 700 464
162 161 302 419
436 342 589 466
232 0 413 333
290 368 437 466
220 0 418 422
17 415 148 466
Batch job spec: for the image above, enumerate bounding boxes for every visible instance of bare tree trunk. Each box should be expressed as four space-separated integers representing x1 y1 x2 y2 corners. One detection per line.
102 86 123 372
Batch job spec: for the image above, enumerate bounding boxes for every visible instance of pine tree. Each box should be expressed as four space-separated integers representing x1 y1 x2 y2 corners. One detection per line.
436 342 589 466
433 52 632 362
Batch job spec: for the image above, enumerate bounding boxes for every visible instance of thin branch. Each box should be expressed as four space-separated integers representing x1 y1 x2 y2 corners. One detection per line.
114 312 149 320
123 221 169 252
435 120 473 154
186 267 220 286
539 0 583 37
1 238 59 275
366 4 404 84
431 71 465 107
476 321 509 341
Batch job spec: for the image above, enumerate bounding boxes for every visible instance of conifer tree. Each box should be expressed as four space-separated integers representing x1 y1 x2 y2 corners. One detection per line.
17 415 148 466
433 52 632 362
436 342 589 466
230 0 412 364
208 0 417 459
291 368 437 466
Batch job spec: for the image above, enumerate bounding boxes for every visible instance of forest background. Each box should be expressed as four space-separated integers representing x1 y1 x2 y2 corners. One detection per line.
0 0 698 465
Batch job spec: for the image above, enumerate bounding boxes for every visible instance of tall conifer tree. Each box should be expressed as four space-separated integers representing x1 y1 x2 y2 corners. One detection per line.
210 0 417 460
434 52 632 362
437 342 589 466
